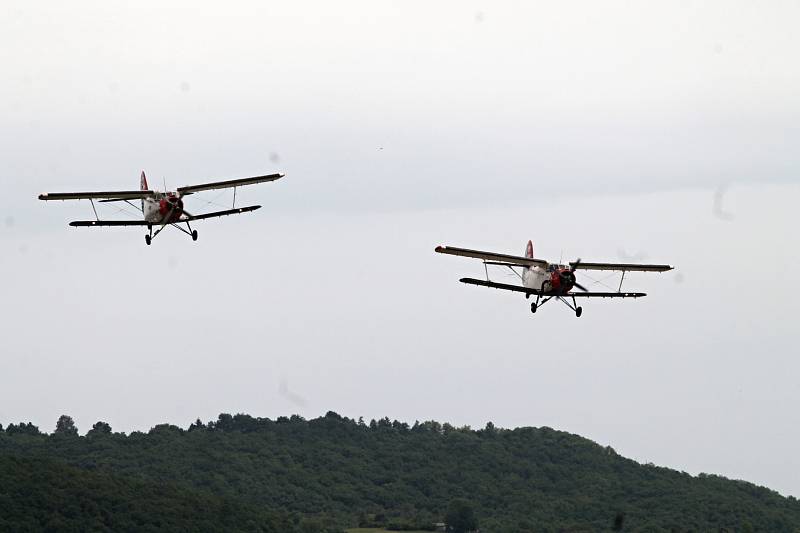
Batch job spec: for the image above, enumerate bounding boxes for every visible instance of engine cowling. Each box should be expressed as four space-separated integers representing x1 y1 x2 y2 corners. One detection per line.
551 269 575 293
158 195 183 220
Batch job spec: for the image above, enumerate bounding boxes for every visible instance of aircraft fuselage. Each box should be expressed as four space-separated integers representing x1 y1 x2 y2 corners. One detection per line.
522 264 577 295
142 192 184 224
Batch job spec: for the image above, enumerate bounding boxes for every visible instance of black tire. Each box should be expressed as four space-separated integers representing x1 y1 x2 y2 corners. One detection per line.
191 230 198 241
576 306 583 318
145 235 151 246
530 302 537 314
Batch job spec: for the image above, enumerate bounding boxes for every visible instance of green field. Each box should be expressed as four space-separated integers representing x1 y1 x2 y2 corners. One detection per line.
346 529 433 533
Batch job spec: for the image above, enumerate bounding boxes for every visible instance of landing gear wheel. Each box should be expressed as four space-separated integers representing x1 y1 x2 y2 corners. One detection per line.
145 235 151 246
530 302 537 314
191 230 198 241
575 306 583 318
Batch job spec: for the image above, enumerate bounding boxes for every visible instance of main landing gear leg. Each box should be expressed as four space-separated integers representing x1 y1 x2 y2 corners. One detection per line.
530 295 552 316
556 295 583 318
529 282 551 316
574 297 583 318
146 223 169 245
144 220 197 245
186 220 198 242
530 293 541 314
169 221 198 241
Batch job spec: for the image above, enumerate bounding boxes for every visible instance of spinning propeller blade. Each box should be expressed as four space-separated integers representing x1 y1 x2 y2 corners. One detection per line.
566 259 588 291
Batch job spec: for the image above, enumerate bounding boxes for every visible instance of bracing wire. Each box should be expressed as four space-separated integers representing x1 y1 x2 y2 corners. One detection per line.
578 271 620 292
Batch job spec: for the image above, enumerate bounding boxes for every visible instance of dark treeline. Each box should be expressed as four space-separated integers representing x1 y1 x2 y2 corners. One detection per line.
1 412 799 532
0 455 307 533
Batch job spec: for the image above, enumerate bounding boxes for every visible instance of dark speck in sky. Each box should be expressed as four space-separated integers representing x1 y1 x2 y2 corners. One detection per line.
279 379 308 408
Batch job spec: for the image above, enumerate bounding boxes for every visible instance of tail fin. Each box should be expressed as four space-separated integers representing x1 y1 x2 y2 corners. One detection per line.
525 240 534 259
140 171 148 191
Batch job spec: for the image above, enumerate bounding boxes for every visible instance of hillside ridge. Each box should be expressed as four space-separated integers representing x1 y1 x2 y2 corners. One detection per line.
1 412 798 532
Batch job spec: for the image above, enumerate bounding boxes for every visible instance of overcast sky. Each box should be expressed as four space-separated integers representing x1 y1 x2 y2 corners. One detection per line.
1 0 799 497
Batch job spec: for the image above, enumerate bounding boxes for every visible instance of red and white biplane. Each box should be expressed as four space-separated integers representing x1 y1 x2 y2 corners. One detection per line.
435 241 673 317
39 171 284 245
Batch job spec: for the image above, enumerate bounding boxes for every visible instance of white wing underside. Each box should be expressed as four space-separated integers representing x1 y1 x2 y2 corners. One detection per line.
434 246 548 268
569 261 673 272
177 173 284 195
39 173 285 201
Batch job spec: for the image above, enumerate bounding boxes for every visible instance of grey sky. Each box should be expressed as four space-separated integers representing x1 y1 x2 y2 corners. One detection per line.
1 1 799 497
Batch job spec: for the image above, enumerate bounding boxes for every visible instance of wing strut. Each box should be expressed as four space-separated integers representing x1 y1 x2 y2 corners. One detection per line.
124 199 143 214
618 271 626 292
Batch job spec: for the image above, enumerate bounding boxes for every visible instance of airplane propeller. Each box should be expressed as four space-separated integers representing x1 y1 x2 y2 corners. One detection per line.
561 258 588 292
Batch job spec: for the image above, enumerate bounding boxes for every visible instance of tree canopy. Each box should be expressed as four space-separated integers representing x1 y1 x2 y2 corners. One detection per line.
54 414 79 436
445 499 478 533
2 412 799 532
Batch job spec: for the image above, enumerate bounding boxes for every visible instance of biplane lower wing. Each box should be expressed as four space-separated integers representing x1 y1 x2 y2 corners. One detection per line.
70 220 150 227
459 278 646 298
69 205 261 227
183 205 261 221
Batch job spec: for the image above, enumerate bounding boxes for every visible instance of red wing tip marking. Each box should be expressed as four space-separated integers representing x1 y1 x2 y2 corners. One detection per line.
435 245 444 252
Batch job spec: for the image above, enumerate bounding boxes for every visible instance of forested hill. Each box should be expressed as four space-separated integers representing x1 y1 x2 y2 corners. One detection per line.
1 413 799 532
0 455 304 533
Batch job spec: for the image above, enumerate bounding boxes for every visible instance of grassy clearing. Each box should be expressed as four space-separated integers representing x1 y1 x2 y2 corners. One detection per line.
346 529 432 533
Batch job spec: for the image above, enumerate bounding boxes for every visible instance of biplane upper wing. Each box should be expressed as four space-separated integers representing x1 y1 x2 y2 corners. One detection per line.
39 191 154 201
177 173 284 195
459 278 646 298
435 245 548 268
569 261 673 272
